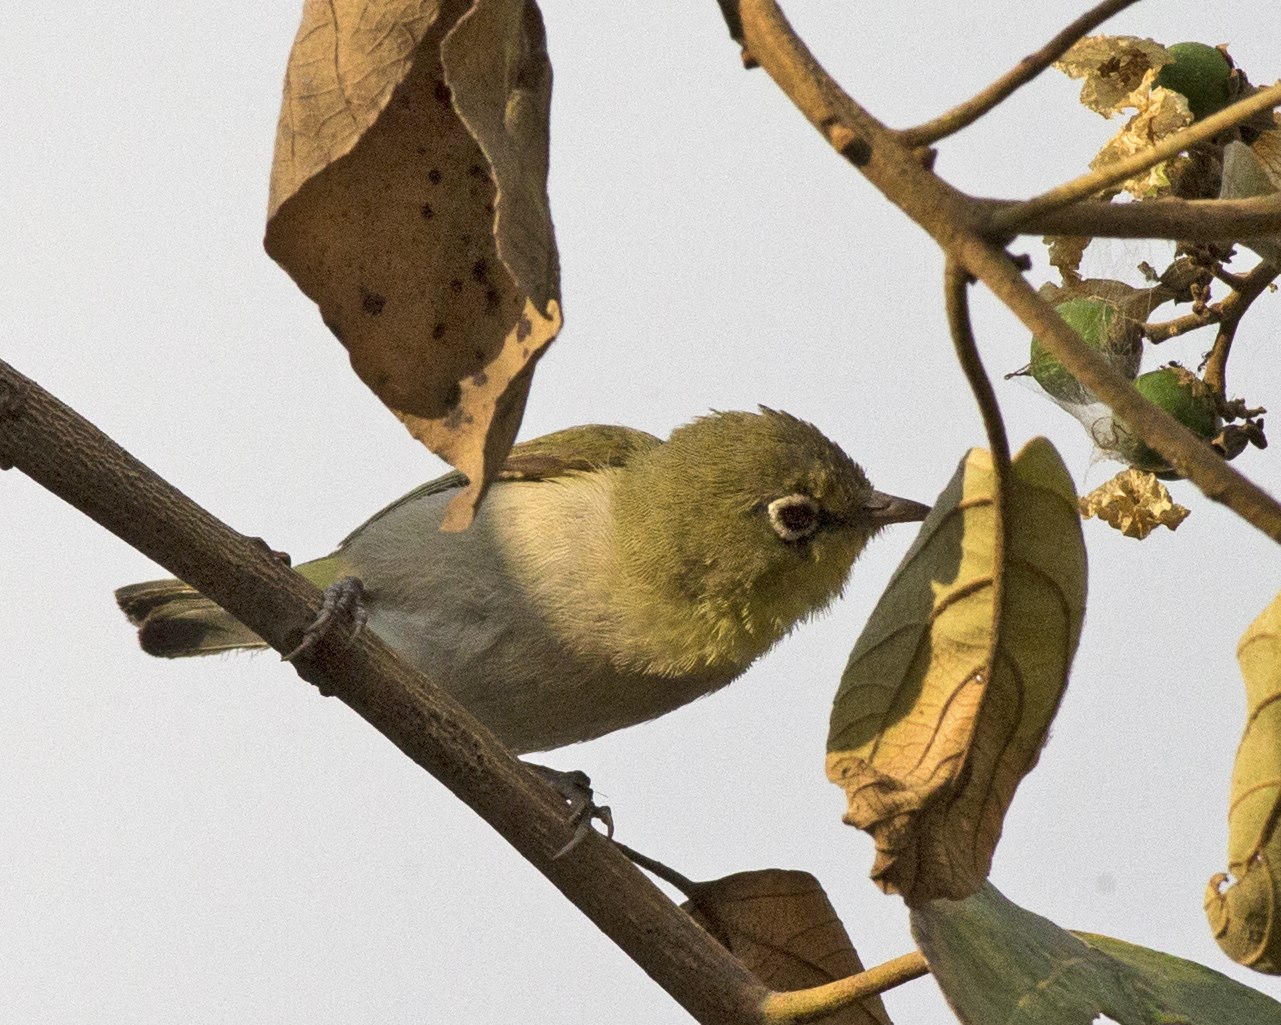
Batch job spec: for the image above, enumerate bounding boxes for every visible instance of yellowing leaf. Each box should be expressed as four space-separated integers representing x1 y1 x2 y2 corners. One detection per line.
1206 591 1281 974
683 870 891 1025
1054 36 1172 117
827 439 1086 905
265 0 561 530
1079 469 1190 539
912 882 1281 1024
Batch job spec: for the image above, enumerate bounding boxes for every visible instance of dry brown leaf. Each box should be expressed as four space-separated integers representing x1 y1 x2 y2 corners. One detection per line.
683 869 891 1025
1054 37 1192 199
1044 235 1091 282
1055 36 1172 117
827 439 1087 905
1206 591 1281 975
1079 469 1190 539
1090 86 1194 199
265 0 561 529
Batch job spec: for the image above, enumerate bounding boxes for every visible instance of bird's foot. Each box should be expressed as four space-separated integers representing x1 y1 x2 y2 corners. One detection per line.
526 763 614 858
283 576 368 662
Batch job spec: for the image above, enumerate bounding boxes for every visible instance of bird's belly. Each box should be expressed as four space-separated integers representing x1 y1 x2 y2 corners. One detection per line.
364 603 727 754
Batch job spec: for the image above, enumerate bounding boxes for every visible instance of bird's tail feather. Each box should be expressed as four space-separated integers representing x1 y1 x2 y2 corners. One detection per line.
116 579 268 658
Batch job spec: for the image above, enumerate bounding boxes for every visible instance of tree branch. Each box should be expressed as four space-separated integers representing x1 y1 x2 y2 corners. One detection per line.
972 192 1281 242
732 0 1281 543
899 0 1141 148
1203 260 1281 398
945 259 1011 474
1144 307 1218 344
990 82 1281 233
0 358 772 1025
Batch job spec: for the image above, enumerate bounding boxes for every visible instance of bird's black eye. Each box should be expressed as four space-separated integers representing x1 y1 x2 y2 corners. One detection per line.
767 494 821 542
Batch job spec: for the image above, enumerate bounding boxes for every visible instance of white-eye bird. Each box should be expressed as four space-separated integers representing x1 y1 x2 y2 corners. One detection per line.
117 409 928 755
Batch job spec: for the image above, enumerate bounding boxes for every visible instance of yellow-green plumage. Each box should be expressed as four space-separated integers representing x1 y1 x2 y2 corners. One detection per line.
117 409 927 753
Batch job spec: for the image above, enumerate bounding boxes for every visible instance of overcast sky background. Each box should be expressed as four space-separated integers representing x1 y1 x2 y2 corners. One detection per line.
5 2 1281 1022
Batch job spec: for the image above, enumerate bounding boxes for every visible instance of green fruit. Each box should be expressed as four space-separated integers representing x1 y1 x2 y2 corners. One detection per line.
1030 297 1141 406
1114 366 1221 475
1154 42 1232 121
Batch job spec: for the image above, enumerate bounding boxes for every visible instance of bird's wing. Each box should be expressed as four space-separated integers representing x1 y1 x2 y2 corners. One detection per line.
337 424 662 547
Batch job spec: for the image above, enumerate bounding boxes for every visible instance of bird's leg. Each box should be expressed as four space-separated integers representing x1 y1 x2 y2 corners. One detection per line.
283 576 368 662
525 763 614 858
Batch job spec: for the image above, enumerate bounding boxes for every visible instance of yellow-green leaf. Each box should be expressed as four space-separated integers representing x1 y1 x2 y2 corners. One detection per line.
912 882 1281 1024
265 0 561 530
1206 591 1281 974
827 439 1086 905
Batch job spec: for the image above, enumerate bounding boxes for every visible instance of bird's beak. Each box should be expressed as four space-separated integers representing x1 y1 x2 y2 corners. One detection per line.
862 490 932 526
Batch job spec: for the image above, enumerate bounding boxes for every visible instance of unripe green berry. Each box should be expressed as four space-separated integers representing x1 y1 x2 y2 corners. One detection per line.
1154 42 1233 121
1030 297 1142 405
1114 365 1220 476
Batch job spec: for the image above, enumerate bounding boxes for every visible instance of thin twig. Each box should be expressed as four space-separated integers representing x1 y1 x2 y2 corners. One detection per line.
1212 265 1249 291
758 951 930 1024
990 82 1281 233
734 0 1281 543
1203 260 1281 397
1144 308 1219 343
945 260 1011 473
973 192 1281 242
614 840 699 897
900 0 1140 147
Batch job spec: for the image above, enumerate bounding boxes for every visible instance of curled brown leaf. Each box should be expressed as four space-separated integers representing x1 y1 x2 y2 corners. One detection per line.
265 0 561 529
683 869 891 1025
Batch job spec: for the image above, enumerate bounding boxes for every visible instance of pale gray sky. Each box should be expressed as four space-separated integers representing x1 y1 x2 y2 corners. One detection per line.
4 3 1281 1022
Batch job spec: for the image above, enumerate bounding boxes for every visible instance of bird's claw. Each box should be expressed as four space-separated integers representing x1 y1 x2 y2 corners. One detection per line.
283 576 367 662
527 764 614 858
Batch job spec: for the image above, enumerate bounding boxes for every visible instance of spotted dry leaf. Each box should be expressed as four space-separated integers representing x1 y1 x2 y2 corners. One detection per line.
1206 591 1281 975
1079 469 1190 539
265 0 561 529
827 439 1087 905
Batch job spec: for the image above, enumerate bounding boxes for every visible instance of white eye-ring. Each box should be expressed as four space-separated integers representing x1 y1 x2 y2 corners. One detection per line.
767 493 822 542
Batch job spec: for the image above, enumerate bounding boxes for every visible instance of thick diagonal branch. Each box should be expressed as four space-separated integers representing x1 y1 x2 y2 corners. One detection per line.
0 358 769 1025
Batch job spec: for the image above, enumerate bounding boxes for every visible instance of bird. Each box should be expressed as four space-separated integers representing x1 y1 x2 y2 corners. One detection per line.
117 408 929 756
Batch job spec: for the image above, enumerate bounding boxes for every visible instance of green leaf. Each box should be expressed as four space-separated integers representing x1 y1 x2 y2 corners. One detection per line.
827 439 1086 904
912 882 1281 1024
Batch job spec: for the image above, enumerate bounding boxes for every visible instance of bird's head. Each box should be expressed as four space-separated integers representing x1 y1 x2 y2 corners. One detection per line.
615 408 929 670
